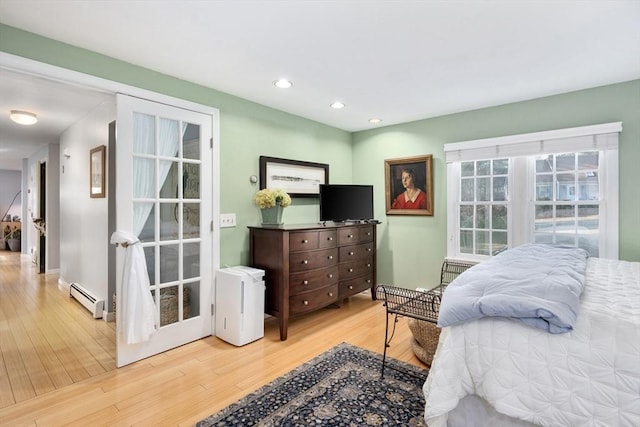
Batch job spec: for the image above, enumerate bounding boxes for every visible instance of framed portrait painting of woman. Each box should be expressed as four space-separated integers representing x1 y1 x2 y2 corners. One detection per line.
385 155 433 216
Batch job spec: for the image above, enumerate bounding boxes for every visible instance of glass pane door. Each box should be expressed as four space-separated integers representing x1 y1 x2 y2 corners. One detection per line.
133 114 202 327
115 94 214 367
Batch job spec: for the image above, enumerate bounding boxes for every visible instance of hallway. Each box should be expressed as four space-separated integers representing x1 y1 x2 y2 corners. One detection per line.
0 251 115 408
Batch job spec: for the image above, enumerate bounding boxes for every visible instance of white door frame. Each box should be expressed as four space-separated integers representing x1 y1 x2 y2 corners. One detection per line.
0 51 221 354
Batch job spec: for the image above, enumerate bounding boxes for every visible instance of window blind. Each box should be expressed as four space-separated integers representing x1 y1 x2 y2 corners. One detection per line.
444 122 621 163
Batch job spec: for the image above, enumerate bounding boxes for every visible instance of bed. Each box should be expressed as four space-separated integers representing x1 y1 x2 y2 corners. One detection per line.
422 244 640 427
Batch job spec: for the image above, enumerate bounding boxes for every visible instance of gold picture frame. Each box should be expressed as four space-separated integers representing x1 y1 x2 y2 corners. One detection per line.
90 145 106 198
385 155 433 216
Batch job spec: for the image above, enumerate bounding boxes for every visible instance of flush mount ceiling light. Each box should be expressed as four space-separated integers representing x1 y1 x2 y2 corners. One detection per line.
330 101 345 109
10 110 38 125
369 118 382 124
273 79 293 89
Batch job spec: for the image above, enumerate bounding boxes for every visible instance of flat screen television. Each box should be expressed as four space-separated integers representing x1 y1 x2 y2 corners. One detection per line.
319 184 374 222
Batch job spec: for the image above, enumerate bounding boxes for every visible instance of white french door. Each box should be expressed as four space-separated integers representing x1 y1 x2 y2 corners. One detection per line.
115 94 214 367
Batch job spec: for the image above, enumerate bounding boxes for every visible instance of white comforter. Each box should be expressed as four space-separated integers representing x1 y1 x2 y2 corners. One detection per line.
423 257 640 427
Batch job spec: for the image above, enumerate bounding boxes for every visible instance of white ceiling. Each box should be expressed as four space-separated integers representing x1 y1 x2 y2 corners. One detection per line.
1 0 639 170
0 69 113 170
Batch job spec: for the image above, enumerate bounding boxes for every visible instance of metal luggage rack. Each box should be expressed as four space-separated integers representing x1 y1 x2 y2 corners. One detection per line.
377 259 476 377
376 285 442 323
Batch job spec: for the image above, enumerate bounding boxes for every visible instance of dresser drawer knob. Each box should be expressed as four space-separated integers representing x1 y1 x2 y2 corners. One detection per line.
348 251 354 256
328 237 333 241
328 255 333 260
348 285 354 290
303 239 308 243
303 280 309 285
348 268 353 272
328 274 333 278
348 234 353 238
303 260 308 264
366 279 371 284
367 232 371 236
367 248 372 252
328 292 334 297
367 263 371 268
303 300 309 305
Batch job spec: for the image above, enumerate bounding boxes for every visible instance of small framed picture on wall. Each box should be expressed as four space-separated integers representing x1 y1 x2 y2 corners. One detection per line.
384 155 433 216
90 145 106 198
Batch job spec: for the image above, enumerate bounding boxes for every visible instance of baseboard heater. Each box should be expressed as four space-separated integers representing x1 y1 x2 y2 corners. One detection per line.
69 282 104 319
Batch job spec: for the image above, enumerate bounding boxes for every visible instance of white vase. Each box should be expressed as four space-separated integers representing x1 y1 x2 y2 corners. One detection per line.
261 205 283 225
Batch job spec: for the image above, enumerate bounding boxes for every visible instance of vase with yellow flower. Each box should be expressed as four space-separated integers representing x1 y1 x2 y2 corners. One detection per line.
254 188 291 225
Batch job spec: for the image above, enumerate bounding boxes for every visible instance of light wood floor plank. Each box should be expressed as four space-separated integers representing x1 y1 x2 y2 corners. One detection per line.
27 388 114 426
0 306 18 408
3 293 56 397
0 251 427 426
42 301 108 378
63 405 120 427
0 312 35 403
0 252 117 406
19 316 74 389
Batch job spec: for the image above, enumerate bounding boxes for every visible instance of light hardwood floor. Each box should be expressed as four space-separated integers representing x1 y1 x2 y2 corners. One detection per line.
0 250 425 426
0 251 116 408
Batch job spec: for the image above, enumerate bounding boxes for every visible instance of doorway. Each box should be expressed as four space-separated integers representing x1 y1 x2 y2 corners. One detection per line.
1 53 220 371
38 161 46 273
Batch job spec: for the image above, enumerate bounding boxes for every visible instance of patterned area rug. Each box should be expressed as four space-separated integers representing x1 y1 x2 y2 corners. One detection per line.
195 342 428 426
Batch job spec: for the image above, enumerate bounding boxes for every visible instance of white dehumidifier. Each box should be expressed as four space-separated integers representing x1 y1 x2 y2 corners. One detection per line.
215 266 265 346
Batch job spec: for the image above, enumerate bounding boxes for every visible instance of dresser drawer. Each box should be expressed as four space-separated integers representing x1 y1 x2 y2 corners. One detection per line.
318 230 337 248
339 242 375 262
290 266 339 294
290 248 339 273
289 231 319 252
359 226 374 242
290 284 339 314
337 227 361 245
339 259 373 279
339 274 373 297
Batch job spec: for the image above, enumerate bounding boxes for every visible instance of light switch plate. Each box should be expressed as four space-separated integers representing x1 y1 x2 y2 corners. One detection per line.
220 213 236 228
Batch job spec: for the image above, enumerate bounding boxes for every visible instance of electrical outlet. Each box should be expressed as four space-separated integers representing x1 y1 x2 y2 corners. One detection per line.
220 213 236 228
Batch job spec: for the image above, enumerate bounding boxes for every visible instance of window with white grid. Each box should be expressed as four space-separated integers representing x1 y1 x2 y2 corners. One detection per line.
458 158 509 256
446 123 620 261
533 151 601 257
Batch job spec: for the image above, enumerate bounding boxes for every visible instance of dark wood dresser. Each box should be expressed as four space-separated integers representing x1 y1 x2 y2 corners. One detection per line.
248 222 378 340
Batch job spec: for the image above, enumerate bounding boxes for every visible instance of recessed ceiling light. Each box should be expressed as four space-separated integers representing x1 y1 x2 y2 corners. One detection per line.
369 118 382 124
330 101 345 109
273 79 293 89
10 110 38 125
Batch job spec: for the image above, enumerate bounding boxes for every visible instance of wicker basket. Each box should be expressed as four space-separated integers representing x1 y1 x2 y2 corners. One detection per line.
160 287 191 326
113 287 191 326
407 317 440 366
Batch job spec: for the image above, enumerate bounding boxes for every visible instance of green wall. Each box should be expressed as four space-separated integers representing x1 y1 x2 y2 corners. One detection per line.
2 24 638 291
354 80 640 287
0 24 352 267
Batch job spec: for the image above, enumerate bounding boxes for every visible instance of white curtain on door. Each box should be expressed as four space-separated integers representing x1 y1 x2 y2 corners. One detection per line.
114 114 184 344
132 114 181 236
111 230 158 344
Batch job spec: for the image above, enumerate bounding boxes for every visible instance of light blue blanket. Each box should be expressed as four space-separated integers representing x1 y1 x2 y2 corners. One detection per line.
438 244 589 333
